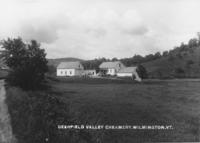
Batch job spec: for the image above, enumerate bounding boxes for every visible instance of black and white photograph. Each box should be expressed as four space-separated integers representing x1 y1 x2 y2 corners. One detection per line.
0 0 200 142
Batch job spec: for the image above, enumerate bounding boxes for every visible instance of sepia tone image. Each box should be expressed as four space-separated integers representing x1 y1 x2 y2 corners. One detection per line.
0 0 200 142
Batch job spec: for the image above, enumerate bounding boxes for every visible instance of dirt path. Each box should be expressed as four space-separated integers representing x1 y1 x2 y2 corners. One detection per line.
0 80 16 143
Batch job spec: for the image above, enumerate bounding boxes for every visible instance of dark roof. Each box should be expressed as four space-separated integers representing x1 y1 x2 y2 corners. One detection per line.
57 61 83 69
99 61 123 69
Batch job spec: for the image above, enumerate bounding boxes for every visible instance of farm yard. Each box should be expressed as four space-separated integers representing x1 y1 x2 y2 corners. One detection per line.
46 77 200 142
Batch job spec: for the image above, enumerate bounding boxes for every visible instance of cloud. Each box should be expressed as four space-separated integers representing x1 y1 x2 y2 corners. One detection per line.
125 26 148 35
122 25 148 36
18 15 69 44
20 24 58 44
118 10 149 36
85 27 107 38
1 0 200 59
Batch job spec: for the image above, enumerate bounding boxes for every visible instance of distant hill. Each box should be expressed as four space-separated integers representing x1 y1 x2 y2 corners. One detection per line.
48 57 83 67
142 47 200 78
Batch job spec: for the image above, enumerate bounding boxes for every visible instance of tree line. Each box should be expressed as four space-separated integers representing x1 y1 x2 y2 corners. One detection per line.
83 33 200 69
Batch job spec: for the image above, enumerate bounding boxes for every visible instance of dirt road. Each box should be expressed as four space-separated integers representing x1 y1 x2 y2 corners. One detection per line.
0 80 16 143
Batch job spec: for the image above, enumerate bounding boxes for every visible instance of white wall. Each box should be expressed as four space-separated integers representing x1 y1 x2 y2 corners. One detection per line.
107 68 116 75
117 72 142 82
115 62 125 72
75 69 84 76
107 63 125 75
57 69 76 76
117 73 133 77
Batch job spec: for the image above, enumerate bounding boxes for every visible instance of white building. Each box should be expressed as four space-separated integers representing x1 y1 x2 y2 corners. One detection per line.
117 67 142 81
99 61 125 76
57 61 84 76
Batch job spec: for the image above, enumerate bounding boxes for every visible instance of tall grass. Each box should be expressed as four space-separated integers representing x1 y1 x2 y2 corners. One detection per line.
5 86 101 143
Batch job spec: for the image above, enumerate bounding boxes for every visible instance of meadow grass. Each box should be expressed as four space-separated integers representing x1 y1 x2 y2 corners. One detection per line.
49 77 200 142
5 77 200 142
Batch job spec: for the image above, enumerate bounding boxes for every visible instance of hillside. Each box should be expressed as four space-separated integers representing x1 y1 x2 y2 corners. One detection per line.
142 47 200 78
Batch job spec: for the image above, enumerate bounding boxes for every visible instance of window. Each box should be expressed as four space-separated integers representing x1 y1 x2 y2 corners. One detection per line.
70 71 72 75
61 71 63 74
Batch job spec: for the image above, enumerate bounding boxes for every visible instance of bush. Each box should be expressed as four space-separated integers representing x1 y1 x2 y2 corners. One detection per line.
1 38 48 89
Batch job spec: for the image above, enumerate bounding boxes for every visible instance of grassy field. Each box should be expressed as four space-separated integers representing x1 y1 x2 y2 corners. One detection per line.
6 77 200 142
47 77 200 142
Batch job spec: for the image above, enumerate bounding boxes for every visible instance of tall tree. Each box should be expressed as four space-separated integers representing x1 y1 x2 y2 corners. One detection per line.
1 38 48 89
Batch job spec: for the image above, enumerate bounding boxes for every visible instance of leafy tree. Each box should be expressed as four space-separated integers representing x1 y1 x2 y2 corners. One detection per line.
186 60 194 67
145 54 155 61
175 52 183 59
173 67 185 78
47 65 56 75
154 52 161 59
168 51 175 61
179 42 188 51
1 38 48 89
188 38 198 48
111 57 118 61
136 65 148 79
162 51 169 57
132 55 144 64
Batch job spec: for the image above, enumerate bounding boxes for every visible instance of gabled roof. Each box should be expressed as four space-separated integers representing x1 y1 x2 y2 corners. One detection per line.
99 61 123 69
57 61 83 69
118 67 137 73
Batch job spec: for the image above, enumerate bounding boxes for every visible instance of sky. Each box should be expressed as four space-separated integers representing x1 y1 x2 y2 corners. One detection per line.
0 0 200 59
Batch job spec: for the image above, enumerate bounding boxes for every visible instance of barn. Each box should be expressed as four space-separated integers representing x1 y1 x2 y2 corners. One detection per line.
99 61 125 76
57 61 84 76
117 67 142 81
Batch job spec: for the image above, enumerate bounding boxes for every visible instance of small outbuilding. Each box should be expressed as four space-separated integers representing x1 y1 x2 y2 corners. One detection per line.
117 67 142 81
83 70 97 76
57 61 84 76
